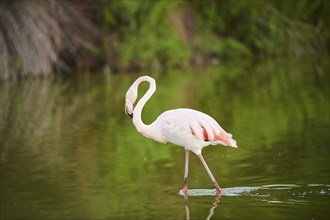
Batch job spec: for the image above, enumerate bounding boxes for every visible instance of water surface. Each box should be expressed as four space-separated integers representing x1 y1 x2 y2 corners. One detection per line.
1 56 329 219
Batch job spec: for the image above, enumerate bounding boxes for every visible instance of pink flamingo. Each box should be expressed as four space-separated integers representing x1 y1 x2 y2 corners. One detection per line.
125 76 237 195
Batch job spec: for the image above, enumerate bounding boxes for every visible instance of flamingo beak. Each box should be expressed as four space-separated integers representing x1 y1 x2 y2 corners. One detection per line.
125 106 133 118
125 100 133 118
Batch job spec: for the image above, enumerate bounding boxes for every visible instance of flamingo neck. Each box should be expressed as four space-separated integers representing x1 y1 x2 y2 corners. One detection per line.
133 76 156 134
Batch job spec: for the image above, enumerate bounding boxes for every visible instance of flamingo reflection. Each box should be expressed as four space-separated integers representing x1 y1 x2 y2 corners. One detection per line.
183 192 221 220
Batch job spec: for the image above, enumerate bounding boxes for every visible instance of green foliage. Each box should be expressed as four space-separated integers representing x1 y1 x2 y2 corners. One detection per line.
190 0 327 56
102 0 189 71
101 0 329 72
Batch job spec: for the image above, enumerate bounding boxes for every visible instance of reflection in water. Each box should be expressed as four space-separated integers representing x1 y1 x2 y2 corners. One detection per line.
184 195 190 220
180 184 329 219
206 196 220 220
183 193 221 220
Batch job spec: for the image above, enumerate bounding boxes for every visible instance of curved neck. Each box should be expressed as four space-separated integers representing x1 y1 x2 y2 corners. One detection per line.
133 76 156 132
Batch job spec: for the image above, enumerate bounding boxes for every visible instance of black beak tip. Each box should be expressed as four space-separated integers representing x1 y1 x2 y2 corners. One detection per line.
125 107 133 118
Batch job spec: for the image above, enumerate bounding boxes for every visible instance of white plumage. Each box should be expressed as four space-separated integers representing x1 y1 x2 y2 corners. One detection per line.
149 108 237 155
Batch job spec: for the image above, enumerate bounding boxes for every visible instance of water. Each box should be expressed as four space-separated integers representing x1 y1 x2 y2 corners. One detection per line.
1 56 329 219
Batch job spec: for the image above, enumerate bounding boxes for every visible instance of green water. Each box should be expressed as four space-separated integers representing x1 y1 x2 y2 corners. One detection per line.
1 56 329 219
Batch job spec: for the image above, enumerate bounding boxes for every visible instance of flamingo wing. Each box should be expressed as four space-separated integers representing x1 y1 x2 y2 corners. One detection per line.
185 109 237 147
155 108 237 150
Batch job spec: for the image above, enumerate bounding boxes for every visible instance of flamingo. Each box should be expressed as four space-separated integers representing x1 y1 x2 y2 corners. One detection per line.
125 76 237 195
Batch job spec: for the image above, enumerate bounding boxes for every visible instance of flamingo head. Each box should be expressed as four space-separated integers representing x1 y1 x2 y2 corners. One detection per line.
125 86 137 118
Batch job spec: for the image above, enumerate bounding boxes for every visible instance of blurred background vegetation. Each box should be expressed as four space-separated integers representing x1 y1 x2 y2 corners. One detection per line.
0 0 329 80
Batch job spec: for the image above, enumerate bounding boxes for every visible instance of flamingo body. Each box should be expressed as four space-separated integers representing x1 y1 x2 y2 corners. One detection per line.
125 76 237 195
147 108 237 155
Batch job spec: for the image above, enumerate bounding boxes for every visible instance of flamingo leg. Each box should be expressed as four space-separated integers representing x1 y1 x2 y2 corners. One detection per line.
197 154 222 195
182 148 189 194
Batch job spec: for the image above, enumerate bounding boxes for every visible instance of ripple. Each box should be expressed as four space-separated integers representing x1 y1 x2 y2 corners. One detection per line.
177 183 330 198
221 186 261 196
178 189 218 196
178 186 262 196
260 199 309 205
